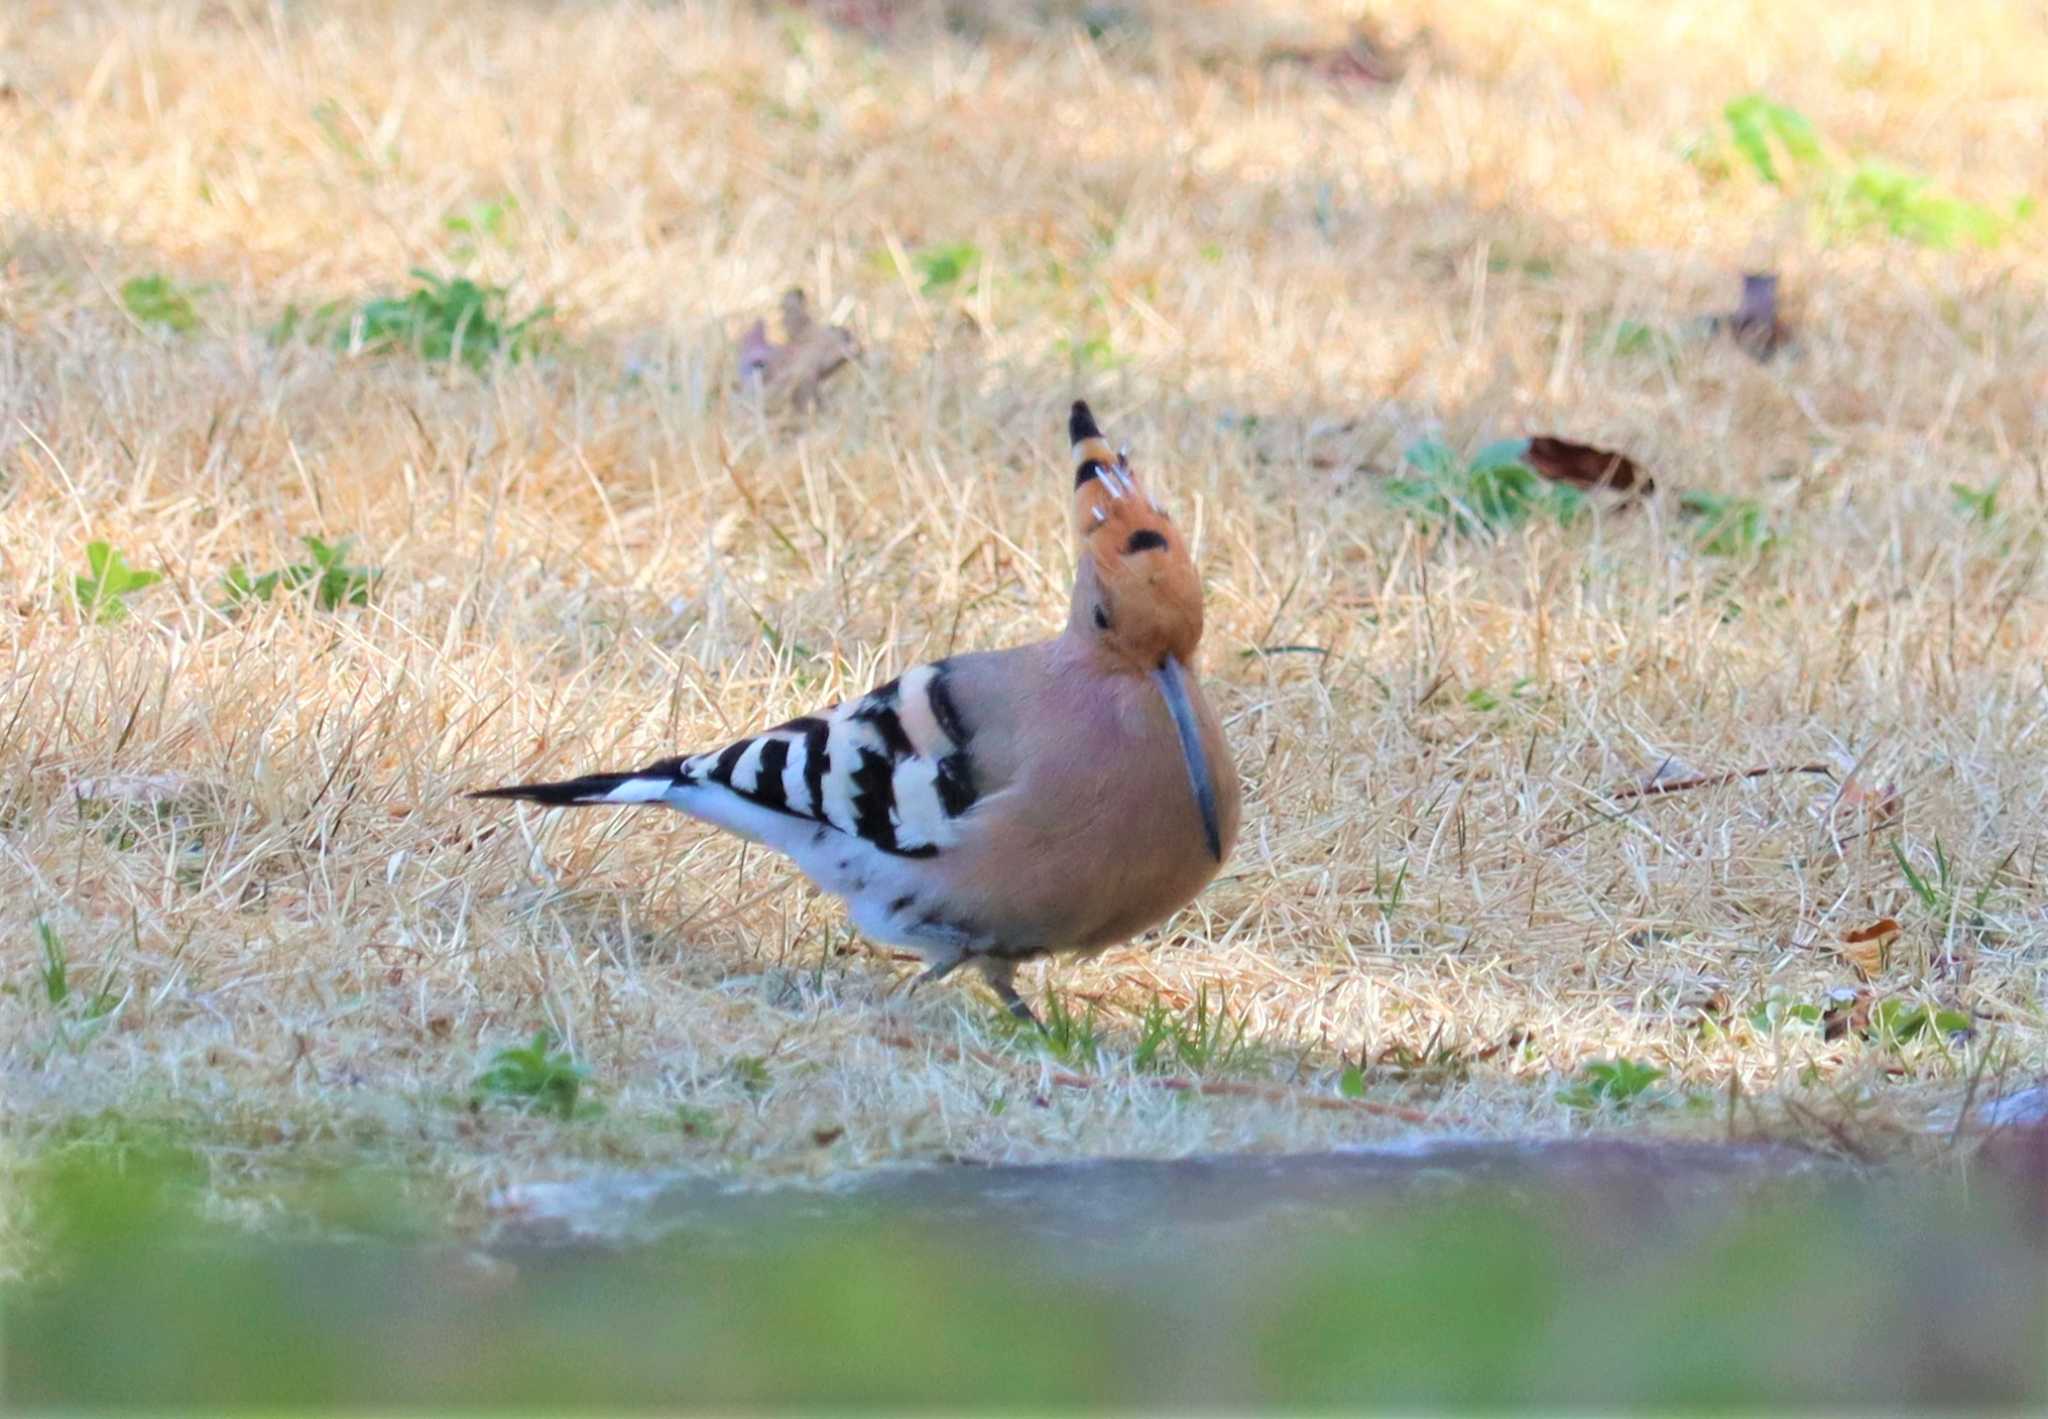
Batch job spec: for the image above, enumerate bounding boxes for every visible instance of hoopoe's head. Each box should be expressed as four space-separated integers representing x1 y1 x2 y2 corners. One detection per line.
1066 400 1204 675
1065 399 1225 860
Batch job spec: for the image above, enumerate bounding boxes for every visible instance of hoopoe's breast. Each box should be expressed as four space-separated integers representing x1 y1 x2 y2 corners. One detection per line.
920 645 1242 957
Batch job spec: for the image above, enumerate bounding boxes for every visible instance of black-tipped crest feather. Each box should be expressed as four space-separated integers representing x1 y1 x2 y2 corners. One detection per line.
1068 400 1102 445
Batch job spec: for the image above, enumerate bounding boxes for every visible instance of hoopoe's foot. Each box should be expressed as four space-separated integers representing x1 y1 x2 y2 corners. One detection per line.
994 982 1043 1031
979 959 1044 1031
901 955 965 1000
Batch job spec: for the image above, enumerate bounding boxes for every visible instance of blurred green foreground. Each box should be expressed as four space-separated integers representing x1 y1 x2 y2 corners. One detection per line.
3 1130 2043 1411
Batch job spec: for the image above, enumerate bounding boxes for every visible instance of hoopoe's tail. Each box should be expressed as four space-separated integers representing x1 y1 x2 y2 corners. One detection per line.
467 770 678 807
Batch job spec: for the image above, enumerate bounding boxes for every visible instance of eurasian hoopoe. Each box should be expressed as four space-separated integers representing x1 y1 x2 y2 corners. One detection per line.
472 402 1241 1023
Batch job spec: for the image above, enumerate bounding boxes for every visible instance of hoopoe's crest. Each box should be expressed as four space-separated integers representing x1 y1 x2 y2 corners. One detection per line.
472 400 1240 1025
1067 401 1204 677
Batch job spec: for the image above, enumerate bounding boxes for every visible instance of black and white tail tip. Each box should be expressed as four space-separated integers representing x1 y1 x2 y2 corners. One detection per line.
467 770 681 807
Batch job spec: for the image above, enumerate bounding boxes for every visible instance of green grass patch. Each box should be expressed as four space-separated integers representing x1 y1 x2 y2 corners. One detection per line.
473 1032 596 1120
1131 987 1259 1075
913 241 980 294
1950 480 2002 524
1556 1058 1666 1111
1709 93 2030 249
119 274 201 334
71 542 163 623
277 269 552 369
1383 437 1584 537
990 991 1105 1070
220 535 379 612
1678 490 1772 556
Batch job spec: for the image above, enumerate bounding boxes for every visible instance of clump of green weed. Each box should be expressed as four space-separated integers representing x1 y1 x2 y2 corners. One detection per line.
1131 987 1259 1075
221 535 379 612
1950 480 2001 524
278 269 552 369
1602 319 1676 359
991 992 1104 1070
1867 999 1972 1051
1678 490 1772 556
1464 681 1537 715
28 920 122 1059
443 195 517 262
1382 437 1584 536
120 275 200 334
1720 95 1824 187
1557 1058 1666 1111
914 241 980 293
673 1104 722 1137
72 542 163 622
1706 93 2031 249
1892 837 2016 962
1748 995 1825 1034
726 1054 772 1094
474 1032 596 1120
1829 161 2027 248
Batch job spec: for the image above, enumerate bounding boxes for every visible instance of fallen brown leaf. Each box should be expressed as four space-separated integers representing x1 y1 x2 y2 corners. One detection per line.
1836 918 1900 979
1524 436 1654 497
738 288 858 410
1822 989 1872 1042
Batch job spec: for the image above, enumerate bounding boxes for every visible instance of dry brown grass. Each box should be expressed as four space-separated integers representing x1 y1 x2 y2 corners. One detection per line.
4 0 2046 1235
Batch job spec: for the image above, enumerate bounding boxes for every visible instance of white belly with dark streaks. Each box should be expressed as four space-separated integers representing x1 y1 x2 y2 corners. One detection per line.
661 784 988 970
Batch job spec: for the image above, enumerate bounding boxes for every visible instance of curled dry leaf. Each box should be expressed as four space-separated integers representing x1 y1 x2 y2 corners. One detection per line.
738 288 859 410
1524 436 1655 497
1835 918 1900 979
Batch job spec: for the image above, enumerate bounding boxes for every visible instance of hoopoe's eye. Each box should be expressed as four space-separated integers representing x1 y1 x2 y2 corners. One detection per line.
1093 605 1111 630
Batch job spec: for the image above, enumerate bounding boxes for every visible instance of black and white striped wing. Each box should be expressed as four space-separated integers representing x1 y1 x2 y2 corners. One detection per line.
473 662 985 865
663 662 982 859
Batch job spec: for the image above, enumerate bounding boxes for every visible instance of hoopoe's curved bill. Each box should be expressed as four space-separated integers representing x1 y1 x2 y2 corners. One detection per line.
1153 654 1224 863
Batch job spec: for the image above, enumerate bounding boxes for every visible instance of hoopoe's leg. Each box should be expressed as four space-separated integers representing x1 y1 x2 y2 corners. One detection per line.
905 953 967 996
977 956 1042 1030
